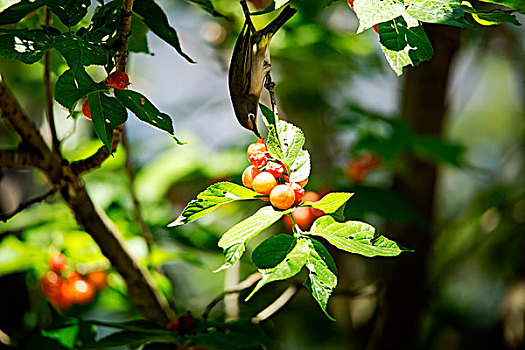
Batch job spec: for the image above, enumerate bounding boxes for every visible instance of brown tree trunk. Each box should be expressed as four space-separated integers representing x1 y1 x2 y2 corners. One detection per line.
370 24 461 350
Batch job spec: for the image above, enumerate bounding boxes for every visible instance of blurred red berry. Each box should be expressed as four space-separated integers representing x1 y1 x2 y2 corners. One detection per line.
49 252 66 273
106 71 130 89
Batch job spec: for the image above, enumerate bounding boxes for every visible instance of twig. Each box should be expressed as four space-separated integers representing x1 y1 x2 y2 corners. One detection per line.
122 127 153 250
202 272 262 319
70 127 123 174
0 187 58 222
224 261 240 321
264 72 279 119
251 284 298 323
43 7 60 154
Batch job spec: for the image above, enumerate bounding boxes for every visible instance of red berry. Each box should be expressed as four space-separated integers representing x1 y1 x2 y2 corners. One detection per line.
256 138 265 144
49 252 66 273
87 270 108 290
373 24 379 34
249 151 269 168
106 71 130 89
40 271 62 299
347 0 354 8
82 99 91 120
265 161 285 178
290 182 305 205
69 275 95 304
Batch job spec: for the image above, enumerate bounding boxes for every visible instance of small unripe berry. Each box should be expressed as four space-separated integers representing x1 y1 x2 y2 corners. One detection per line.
265 161 285 178
82 99 91 120
242 165 261 189
270 184 295 210
253 172 277 195
249 151 269 168
290 182 305 205
247 143 267 160
106 71 130 89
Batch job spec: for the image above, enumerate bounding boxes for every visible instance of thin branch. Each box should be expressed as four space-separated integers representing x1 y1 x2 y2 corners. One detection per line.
0 187 58 222
251 285 298 323
44 7 60 154
122 127 153 250
224 261 240 321
0 149 46 169
202 272 262 319
264 72 279 119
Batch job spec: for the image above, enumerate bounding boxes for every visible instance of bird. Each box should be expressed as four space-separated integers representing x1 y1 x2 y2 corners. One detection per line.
228 2 296 138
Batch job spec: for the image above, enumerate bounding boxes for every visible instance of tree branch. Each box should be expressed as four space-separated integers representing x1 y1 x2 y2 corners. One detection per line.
70 127 123 174
0 149 46 169
0 187 58 222
44 7 60 154
251 285 298 323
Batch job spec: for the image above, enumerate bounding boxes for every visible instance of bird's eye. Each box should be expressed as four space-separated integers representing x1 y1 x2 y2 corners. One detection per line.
248 113 255 120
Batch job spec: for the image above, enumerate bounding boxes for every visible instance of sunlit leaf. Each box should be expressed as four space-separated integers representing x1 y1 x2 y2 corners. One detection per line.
301 192 353 215
0 28 54 64
54 68 107 111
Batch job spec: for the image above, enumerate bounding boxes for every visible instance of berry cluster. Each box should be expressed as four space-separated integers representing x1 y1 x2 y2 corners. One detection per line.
81 70 130 120
242 138 308 210
346 154 381 183
39 252 107 310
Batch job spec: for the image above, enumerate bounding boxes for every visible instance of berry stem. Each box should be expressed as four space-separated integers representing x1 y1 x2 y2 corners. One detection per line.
287 213 301 236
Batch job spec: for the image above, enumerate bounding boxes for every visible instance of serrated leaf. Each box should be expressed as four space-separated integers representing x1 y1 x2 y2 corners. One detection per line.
181 0 228 18
216 206 285 271
42 0 90 27
54 34 108 72
305 239 337 320
88 91 128 151
289 149 310 182
0 28 54 64
309 238 337 274
246 237 309 300
133 0 194 63
0 0 44 26
54 68 107 111
302 192 353 215
128 13 150 53
168 182 259 227
381 44 411 76
308 216 409 257
353 0 417 33
252 234 297 269
113 89 181 142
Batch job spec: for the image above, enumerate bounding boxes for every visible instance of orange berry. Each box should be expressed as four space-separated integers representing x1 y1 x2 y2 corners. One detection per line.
256 138 265 144
249 151 269 168
87 270 108 290
53 280 75 310
290 182 305 205
265 161 285 178
253 172 277 195
71 278 95 304
40 271 62 299
247 143 267 160
242 165 261 189
270 184 295 210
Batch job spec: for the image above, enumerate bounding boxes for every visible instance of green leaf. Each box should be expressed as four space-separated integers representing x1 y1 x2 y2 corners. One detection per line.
181 0 228 18
301 192 353 215
308 216 409 257
305 239 337 320
479 0 524 11
42 0 91 27
191 320 274 350
352 0 417 33
0 28 54 64
133 0 195 63
381 44 412 76
259 103 277 129
88 91 128 151
454 4 521 25
84 331 175 349
0 236 46 276
128 13 150 54
414 137 465 166
54 68 107 111
266 120 311 182
113 89 181 142
246 237 310 300
0 0 44 26
252 234 297 269
216 206 285 271
378 17 433 66
168 182 259 227
80 0 122 45
54 34 109 73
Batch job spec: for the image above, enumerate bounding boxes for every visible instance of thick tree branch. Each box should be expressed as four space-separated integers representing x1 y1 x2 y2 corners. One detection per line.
0 187 58 222
44 7 60 154
0 149 47 169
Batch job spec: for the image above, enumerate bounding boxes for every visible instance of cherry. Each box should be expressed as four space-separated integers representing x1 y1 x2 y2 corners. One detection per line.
373 24 379 34
70 277 95 304
256 138 265 144
82 99 91 120
252 172 277 195
49 252 66 273
87 270 108 290
290 182 305 205
270 184 295 210
40 270 62 299
265 161 285 178
106 71 130 90
247 143 267 160
242 165 261 189
249 151 269 168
